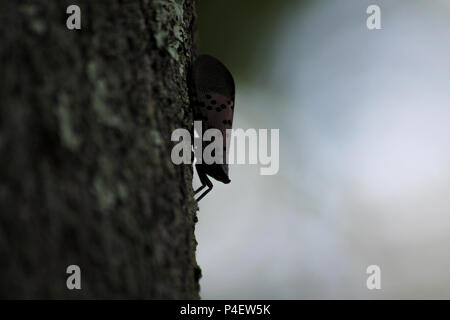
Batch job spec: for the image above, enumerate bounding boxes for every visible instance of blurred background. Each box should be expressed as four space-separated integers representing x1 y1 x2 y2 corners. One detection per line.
194 0 450 299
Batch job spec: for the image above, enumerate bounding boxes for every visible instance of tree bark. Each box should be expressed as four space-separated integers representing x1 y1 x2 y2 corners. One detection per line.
0 0 200 299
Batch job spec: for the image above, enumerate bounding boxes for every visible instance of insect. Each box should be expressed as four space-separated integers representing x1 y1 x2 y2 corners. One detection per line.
190 54 235 202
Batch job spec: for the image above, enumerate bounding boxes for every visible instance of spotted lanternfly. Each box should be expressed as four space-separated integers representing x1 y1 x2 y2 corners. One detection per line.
190 54 235 202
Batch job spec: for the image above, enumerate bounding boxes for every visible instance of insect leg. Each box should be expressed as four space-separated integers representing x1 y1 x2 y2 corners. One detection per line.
194 165 207 194
195 165 213 202
195 178 212 202
194 185 206 194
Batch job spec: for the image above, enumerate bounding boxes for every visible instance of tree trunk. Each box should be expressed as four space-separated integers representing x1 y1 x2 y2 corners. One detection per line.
0 0 200 299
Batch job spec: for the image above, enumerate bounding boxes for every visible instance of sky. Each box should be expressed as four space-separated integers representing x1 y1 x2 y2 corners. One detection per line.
195 0 450 299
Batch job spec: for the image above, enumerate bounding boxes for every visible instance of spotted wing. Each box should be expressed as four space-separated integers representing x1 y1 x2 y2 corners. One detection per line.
191 55 235 175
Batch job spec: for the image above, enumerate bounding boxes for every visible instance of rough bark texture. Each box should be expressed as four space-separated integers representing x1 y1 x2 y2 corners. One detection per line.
0 0 200 299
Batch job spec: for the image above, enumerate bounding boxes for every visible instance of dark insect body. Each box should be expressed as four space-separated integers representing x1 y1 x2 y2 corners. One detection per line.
190 54 235 202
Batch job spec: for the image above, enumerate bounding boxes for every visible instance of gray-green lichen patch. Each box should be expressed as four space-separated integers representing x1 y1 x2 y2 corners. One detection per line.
117 182 129 201
87 60 124 129
19 4 38 17
94 156 118 212
87 61 98 82
57 92 81 151
153 0 186 63
94 175 117 212
150 129 163 146
92 79 124 129
20 3 46 35
178 62 185 76
30 19 47 35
